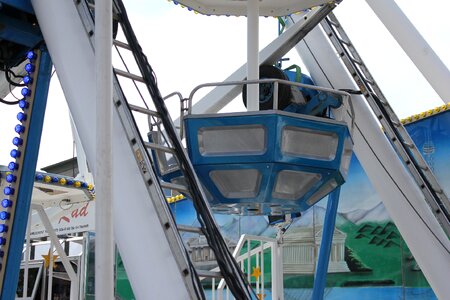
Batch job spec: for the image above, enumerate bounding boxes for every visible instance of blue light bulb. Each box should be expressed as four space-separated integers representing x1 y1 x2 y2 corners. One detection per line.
67 179 74 186
4 187 14 196
17 112 27 122
81 182 88 188
0 212 10 220
12 137 23 146
52 176 58 183
35 174 44 181
0 250 4 257
19 99 29 109
8 162 18 171
26 51 36 61
5 174 16 183
0 225 7 233
0 237 6 245
10 149 20 158
1 199 12 208
25 63 35 73
15 124 25 134
23 75 33 85
21 88 31 97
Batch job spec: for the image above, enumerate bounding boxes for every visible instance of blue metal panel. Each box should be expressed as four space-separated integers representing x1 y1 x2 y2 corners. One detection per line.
183 111 351 215
185 112 350 169
194 162 341 214
1 49 52 300
0 14 42 47
0 0 34 14
185 113 279 165
312 187 341 300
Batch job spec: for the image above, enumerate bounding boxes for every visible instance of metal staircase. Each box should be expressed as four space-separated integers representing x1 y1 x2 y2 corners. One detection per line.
321 12 450 236
74 0 255 299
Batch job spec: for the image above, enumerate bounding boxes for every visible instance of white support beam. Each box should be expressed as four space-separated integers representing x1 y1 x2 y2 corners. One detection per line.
95 0 115 299
31 1 194 298
365 0 450 102
289 16 450 299
246 0 260 111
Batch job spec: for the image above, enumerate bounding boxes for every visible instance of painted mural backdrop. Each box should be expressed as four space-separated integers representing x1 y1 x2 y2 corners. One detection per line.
115 110 450 299
163 111 450 299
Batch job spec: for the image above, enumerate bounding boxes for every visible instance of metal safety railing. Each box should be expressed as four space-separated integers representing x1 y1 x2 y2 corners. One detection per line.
206 234 284 300
181 78 354 140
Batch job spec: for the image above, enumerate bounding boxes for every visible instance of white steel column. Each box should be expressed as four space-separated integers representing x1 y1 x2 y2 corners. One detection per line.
246 0 260 111
23 210 32 298
365 0 450 102
95 0 114 299
47 242 53 300
32 204 79 300
271 241 284 300
70 114 93 183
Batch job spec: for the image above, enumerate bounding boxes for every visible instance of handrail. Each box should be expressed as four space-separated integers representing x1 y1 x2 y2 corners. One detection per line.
163 91 187 138
213 234 279 296
186 78 355 135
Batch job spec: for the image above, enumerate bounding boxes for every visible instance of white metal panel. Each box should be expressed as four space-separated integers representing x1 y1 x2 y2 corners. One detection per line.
31 0 192 298
174 0 331 16
290 16 450 299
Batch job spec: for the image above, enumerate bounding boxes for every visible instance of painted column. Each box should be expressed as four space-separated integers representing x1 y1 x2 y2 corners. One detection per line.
312 188 341 300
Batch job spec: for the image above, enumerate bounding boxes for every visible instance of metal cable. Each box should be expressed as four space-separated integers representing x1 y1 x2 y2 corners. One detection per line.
113 0 255 298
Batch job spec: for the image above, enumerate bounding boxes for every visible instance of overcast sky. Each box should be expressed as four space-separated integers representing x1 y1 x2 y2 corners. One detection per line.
0 0 448 170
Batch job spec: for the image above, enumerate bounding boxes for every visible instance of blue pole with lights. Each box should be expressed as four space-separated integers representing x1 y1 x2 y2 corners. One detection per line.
312 187 341 300
0 48 52 300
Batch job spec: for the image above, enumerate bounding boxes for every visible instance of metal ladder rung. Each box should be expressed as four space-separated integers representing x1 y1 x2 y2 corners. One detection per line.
144 142 174 153
350 57 363 66
403 142 415 149
128 104 159 117
114 68 146 83
365 79 375 85
418 164 429 171
338 37 351 46
196 270 223 278
113 39 132 51
391 120 401 127
328 19 339 27
160 182 190 194
177 225 203 234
